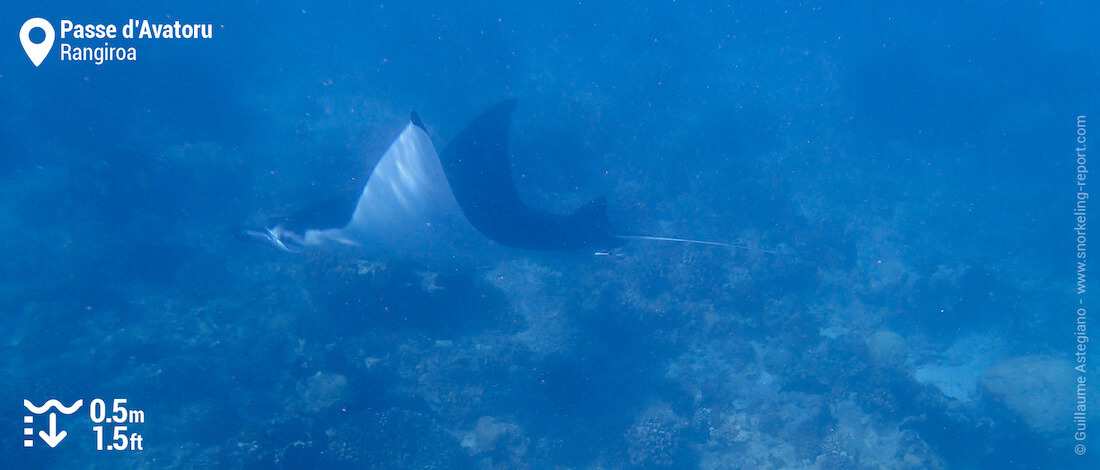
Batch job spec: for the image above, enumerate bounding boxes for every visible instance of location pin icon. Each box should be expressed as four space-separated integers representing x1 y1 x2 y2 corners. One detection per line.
20 18 55 67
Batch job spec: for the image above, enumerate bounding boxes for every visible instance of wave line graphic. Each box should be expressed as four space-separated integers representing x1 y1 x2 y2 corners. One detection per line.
24 399 83 415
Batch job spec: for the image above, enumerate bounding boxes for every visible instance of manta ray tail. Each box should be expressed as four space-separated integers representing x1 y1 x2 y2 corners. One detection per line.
616 234 777 254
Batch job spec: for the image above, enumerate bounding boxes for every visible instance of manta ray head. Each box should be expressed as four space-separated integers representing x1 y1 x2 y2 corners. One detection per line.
233 225 297 252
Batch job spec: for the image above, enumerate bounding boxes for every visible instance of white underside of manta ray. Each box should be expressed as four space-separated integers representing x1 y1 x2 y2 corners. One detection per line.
265 116 497 267
236 100 746 269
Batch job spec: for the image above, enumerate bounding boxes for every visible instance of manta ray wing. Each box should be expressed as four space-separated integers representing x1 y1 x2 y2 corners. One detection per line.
315 118 496 266
440 100 625 251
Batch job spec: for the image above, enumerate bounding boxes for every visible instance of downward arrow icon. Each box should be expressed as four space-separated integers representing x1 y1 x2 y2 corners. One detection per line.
39 413 67 448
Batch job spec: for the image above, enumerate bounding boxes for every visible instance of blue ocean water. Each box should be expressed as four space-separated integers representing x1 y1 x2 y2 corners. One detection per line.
1 1 1098 468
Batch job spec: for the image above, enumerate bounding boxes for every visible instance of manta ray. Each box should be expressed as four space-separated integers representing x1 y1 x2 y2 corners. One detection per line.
236 100 735 269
